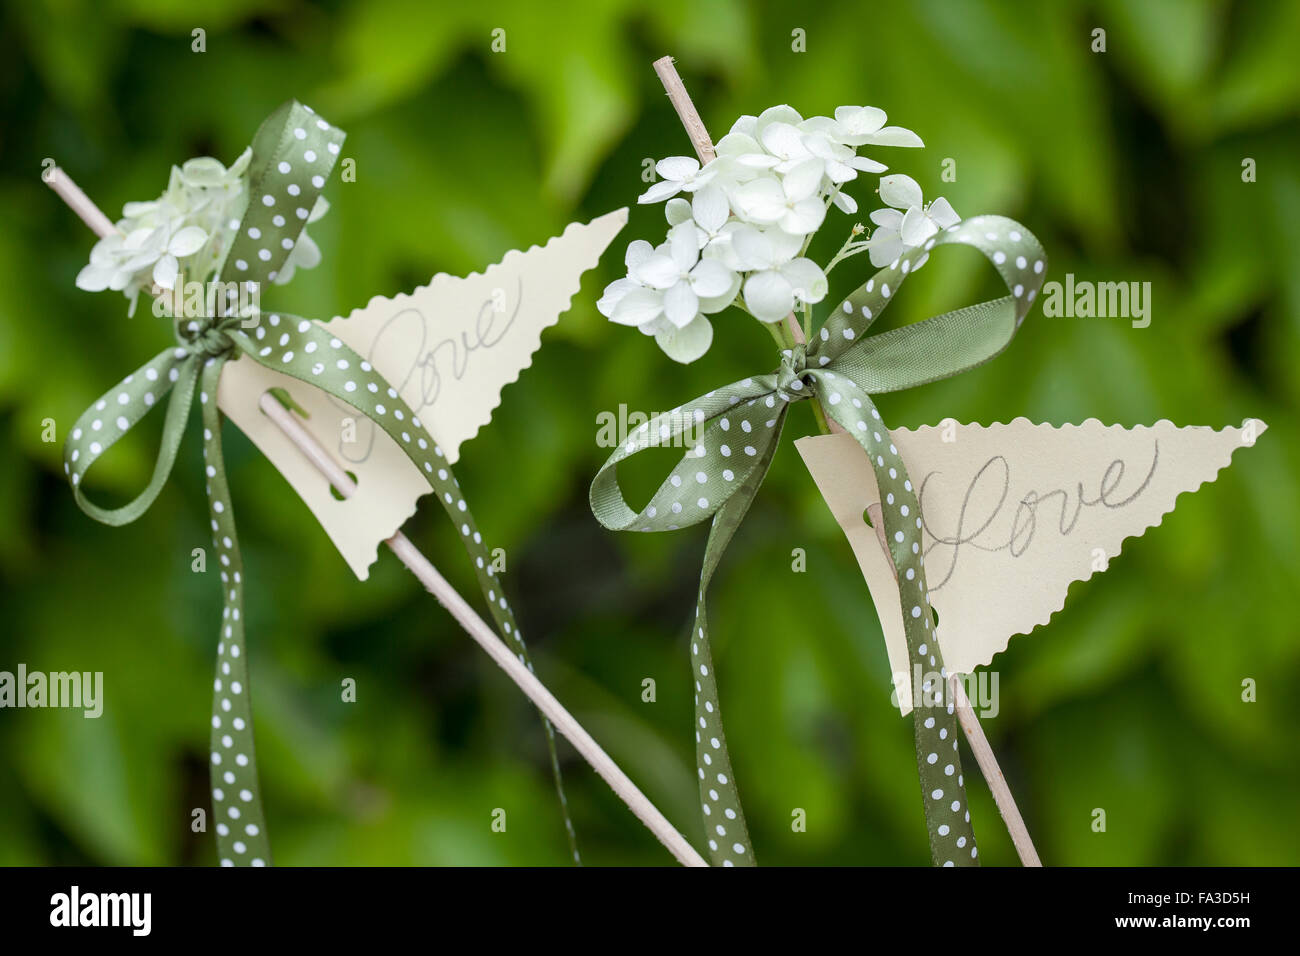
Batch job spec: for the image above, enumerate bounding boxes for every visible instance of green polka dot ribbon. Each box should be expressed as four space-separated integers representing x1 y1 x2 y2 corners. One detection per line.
591 216 1048 867
63 101 577 866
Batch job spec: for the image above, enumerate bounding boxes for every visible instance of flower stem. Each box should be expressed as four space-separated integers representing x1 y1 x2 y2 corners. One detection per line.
764 319 787 351
809 395 832 435
777 318 796 351
824 225 869 276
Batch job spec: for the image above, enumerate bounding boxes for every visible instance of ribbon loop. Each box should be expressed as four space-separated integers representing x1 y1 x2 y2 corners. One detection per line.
64 348 199 527
590 211 1050 867
590 375 789 533
811 214 1047 376
63 100 582 866
218 102 344 289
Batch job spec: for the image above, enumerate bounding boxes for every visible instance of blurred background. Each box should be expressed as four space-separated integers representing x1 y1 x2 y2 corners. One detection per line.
1 0 1298 866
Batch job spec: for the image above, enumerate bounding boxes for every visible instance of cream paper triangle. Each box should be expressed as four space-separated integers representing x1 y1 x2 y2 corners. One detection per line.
217 209 627 579
795 418 1267 714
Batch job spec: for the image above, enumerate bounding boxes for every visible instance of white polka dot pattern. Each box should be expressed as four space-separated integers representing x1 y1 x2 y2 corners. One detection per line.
591 215 1047 865
217 104 344 290
227 320 582 863
61 101 579 866
198 358 270 865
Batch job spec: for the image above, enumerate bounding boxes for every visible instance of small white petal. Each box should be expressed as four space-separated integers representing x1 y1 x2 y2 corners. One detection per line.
879 173 924 209
610 287 665 327
861 126 924 148
654 314 713 364
167 225 208 257
901 207 940 246
663 280 700 328
656 156 701 181
780 258 828 304
75 263 115 292
744 270 795 322
928 196 961 229
624 239 654 270
597 277 640 318
636 253 683 290
689 258 737 299
638 179 683 204
867 230 905 268
691 185 729 234
153 253 179 290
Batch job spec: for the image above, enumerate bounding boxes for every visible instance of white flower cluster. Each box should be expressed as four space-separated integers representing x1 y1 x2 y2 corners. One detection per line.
865 173 960 267
76 150 327 315
599 105 922 363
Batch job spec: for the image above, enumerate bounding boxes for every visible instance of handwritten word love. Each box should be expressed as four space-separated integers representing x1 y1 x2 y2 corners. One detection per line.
919 442 1159 589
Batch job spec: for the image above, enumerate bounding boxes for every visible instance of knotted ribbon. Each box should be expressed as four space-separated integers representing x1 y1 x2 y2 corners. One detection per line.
591 215 1048 866
64 101 575 865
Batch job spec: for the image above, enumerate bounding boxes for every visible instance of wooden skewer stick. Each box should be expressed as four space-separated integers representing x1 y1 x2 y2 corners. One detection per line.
46 167 118 237
652 57 716 165
47 166 708 869
260 397 707 867
655 56 1042 866
948 674 1042 866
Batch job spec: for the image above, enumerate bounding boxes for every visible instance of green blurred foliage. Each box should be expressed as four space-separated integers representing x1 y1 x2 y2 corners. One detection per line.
1 0 1298 866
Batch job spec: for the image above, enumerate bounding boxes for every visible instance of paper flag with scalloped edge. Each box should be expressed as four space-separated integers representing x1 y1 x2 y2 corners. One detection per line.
217 209 626 579
796 418 1267 713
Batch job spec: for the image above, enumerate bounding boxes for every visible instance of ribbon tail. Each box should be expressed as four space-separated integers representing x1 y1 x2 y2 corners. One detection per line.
588 373 795 865
200 357 272 866
229 325 579 862
817 377 979 867
690 407 787 867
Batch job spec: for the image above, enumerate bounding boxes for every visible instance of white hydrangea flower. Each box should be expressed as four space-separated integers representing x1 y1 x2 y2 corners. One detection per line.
795 118 888 209
866 174 960 267
596 240 653 321
637 156 717 204
607 102 927 359
699 220 752 273
73 150 222 312
145 222 209 291
713 130 775 172
756 121 817 173
74 147 329 314
597 229 740 364
865 207 908 266
635 222 741 326
732 158 826 236
665 186 729 249
730 225 828 322
730 105 806 143
709 135 775 188
651 312 715 363
75 212 205 296
832 106 925 148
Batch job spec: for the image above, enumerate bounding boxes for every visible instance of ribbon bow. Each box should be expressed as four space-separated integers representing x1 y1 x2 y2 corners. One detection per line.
64 102 573 866
592 215 1048 867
